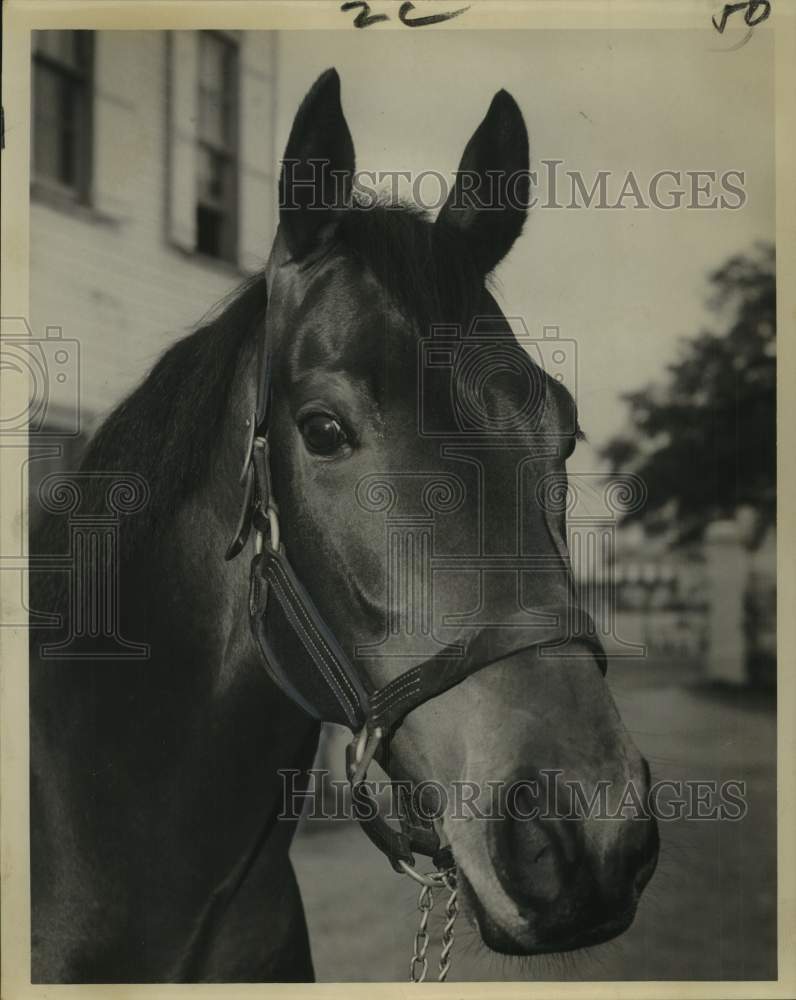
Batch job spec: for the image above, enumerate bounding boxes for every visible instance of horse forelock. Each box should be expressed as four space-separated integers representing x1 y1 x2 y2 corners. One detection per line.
335 199 485 335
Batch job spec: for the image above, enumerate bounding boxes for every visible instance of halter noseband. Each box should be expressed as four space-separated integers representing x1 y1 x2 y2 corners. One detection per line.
226 295 607 885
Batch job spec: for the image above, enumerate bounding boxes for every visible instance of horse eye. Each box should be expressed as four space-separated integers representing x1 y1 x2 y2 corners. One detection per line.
299 413 348 456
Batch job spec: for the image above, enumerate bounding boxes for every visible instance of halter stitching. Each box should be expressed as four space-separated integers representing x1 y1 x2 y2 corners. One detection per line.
371 672 422 709
267 558 361 707
267 564 358 722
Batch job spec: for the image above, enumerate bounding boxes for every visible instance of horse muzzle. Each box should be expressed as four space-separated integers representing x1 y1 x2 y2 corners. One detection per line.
456 801 659 955
396 642 660 957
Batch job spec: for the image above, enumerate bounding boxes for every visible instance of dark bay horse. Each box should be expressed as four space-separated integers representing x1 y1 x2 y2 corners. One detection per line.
30 69 657 982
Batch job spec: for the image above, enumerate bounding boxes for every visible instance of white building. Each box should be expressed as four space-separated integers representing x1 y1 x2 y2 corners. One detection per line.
29 29 278 443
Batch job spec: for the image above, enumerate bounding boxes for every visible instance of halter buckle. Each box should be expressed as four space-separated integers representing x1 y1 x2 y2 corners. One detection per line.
347 725 383 786
254 505 281 555
398 860 455 889
252 434 272 505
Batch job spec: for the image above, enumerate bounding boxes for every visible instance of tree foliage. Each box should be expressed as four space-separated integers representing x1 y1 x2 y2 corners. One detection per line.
601 242 775 542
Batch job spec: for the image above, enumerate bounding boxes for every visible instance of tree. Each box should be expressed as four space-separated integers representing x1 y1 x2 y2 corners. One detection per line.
601 242 775 543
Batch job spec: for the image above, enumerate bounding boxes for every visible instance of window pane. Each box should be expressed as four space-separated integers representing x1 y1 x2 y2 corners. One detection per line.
33 117 61 183
33 64 61 126
199 33 226 90
60 123 76 186
33 30 87 71
34 31 71 64
198 33 236 147
72 31 93 69
197 146 229 208
33 67 63 180
195 33 237 261
196 204 223 258
198 85 225 147
60 76 77 128
32 53 91 196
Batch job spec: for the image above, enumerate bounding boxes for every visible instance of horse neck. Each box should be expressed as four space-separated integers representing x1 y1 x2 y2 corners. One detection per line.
30 349 320 938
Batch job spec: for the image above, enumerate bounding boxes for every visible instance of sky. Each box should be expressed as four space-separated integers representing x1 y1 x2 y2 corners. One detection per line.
275 28 774 471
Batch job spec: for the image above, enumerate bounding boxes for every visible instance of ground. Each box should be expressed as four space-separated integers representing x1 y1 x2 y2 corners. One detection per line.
290 666 777 982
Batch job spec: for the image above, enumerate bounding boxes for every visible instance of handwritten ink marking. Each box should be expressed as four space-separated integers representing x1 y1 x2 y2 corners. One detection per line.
341 1 390 28
712 0 771 33
340 1 470 28
398 1 471 27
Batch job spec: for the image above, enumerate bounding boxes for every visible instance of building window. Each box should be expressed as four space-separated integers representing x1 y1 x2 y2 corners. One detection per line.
196 32 239 262
32 30 94 201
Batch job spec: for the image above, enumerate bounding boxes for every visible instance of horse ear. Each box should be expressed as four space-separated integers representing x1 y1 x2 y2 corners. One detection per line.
436 90 529 274
278 68 355 259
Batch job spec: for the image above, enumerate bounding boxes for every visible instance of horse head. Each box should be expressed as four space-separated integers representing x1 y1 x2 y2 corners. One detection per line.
251 68 658 957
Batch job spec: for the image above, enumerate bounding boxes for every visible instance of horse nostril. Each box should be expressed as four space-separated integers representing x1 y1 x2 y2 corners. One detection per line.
490 804 566 906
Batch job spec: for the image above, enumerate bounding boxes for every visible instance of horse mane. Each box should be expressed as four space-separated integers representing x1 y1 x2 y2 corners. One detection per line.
30 273 267 619
85 273 266 530
88 273 265 514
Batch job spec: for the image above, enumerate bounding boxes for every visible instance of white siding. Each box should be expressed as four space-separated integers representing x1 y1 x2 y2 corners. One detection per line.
30 31 277 430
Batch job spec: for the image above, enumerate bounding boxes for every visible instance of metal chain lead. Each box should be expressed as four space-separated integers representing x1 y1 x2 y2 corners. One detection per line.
437 871 458 982
409 869 458 983
409 884 435 982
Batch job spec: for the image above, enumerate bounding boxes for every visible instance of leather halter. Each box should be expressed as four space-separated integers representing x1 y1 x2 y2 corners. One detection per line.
226 287 608 882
